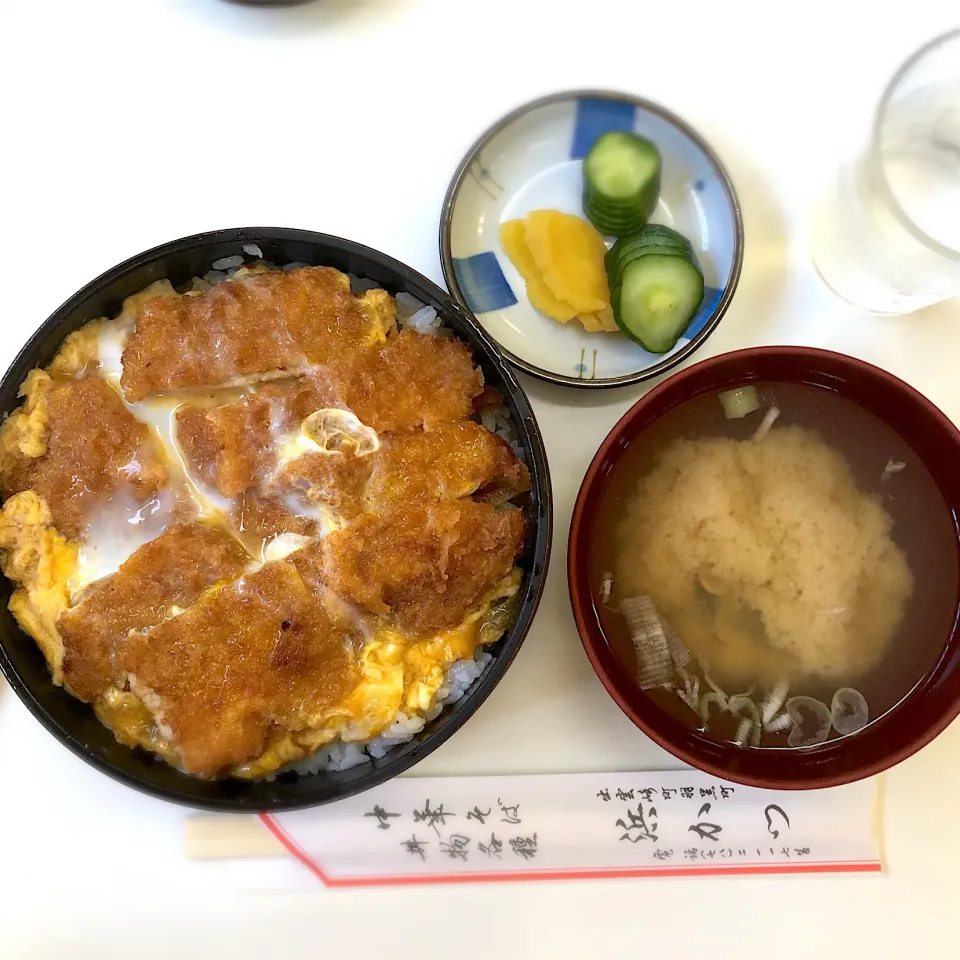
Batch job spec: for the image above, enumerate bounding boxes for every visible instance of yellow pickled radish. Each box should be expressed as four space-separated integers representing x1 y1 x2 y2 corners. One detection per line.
594 304 618 332
527 275 579 322
500 219 579 322
500 220 539 280
524 210 609 314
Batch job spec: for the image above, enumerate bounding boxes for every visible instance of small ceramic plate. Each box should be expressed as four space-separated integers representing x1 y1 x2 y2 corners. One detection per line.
440 91 744 388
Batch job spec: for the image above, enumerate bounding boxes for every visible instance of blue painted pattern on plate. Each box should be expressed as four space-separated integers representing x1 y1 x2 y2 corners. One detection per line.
571 98 636 159
452 252 518 314
685 286 724 340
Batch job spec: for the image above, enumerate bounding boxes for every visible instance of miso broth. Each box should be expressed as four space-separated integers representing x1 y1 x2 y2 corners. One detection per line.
589 382 958 749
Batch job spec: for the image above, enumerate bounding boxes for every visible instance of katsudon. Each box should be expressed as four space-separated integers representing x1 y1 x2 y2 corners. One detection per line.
0 262 530 779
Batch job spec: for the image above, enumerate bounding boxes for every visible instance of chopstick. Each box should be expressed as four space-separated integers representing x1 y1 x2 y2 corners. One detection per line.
184 815 286 860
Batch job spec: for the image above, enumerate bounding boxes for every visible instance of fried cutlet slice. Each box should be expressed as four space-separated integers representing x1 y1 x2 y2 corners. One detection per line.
0 373 168 540
173 376 337 489
368 420 529 508
121 560 356 776
57 524 248 702
175 395 276 497
173 406 219 487
276 419 528 520
241 329 483 435
258 371 335 428
473 385 506 415
233 490 319 541
171 329 484 493
314 500 525 636
276 452 373 522
327 329 483 432
119 266 396 402
258 331 484 435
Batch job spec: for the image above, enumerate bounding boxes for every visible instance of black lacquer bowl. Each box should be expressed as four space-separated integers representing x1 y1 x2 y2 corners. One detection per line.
0 228 553 811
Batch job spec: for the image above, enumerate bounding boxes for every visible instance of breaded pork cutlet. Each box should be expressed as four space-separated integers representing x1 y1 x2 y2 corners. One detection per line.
300 500 525 636
173 329 486 498
57 524 248 702
367 420 529 507
232 490 320 542
120 266 396 402
0 373 168 540
276 419 529 518
322 329 484 433
122 560 358 776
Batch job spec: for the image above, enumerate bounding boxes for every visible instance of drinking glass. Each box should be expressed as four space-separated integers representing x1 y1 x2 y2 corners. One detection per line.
809 30 960 314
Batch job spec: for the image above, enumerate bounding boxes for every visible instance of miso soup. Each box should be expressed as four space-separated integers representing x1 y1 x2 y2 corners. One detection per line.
589 382 958 749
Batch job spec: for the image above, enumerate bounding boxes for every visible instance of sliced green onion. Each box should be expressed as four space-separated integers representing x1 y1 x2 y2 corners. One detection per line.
620 596 673 690
600 572 613 603
831 688 869 736
699 692 727 726
660 616 691 670
760 679 790 724
752 405 781 442
763 710 793 734
700 658 729 704
719 386 760 420
786 696 832 747
677 666 700 711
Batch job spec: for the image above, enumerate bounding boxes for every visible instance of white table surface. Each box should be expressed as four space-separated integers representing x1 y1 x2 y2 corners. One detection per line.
3 1 959 956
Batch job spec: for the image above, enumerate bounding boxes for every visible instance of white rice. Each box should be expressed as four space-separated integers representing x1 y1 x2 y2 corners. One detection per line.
481 406 524 461
211 254 244 271
365 713 427 759
395 291 423 322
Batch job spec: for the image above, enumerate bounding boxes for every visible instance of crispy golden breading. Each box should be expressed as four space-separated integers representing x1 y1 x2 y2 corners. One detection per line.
327 330 483 432
277 452 372 521
206 396 275 497
191 328 483 458
0 376 167 540
257 331 483 433
276 419 528 519
176 396 278 496
258 372 333 429
120 267 395 402
57 524 248 702
473 385 506 415
173 406 219 486
314 501 524 635
369 420 529 507
122 560 356 776
173 330 487 507
233 490 319 541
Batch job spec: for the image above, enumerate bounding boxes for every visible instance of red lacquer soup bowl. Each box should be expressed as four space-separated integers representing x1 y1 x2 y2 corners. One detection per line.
568 346 960 789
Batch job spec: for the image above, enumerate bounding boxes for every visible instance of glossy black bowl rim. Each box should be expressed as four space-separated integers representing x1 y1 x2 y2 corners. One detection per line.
439 89 745 389
0 226 553 811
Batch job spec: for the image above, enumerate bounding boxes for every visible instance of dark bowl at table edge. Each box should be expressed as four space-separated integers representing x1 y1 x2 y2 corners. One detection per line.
0 227 553 812
568 345 960 789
